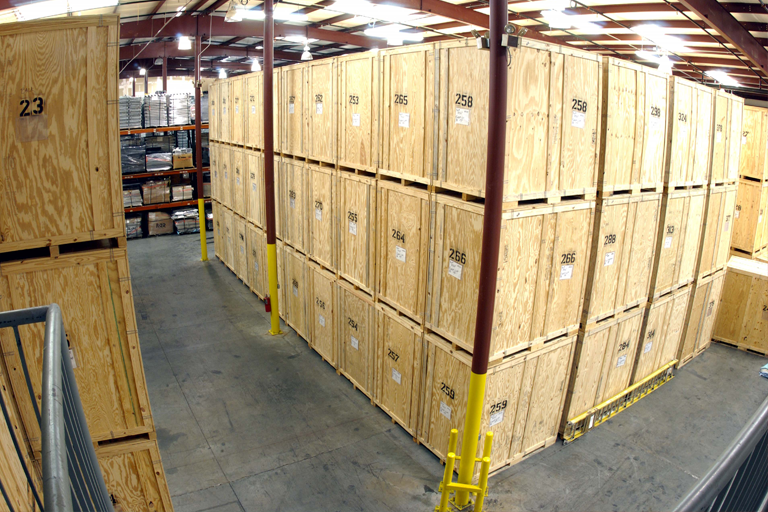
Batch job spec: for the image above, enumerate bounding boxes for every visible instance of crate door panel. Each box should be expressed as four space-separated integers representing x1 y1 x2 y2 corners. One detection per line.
247 151 264 228
700 190 723 276
621 196 659 306
284 67 304 156
479 360 525 467
309 167 334 268
426 345 469 462
340 288 372 392
739 108 766 181
283 160 307 252
716 188 737 268
679 193 705 284
233 148 247 217
640 73 669 187
286 249 307 338
443 44 489 194
603 64 637 189
566 328 609 419
658 291 689 367
669 82 694 185
558 54 599 192
246 73 262 148
220 80 231 143
596 313 642 403
310 268 335 364
656 196 685 292
339 176 374 290
711 94 728 183
248 225 266 297
340 58 374 169
219 146 232 209
588 200 629 321
231 77 245 145
727 100 743 181
691 89 714 184
505 46 550 198
378 314 419 428
308 62 335 163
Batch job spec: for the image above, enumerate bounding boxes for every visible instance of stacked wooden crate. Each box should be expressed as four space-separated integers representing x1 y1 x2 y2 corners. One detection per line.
0 16 173 511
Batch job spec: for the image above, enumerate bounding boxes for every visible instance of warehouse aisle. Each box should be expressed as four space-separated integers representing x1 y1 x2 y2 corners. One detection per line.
129 235 768 512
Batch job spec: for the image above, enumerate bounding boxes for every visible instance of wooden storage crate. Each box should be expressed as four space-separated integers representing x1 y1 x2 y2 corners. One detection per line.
95 436 174 512
698 184 737 279
375 303 424 436
222 206 234 271
306 58 337 165
599 58 669 193
337 171 377 293
678 270 726 365
246 72 261 148
0 247 154 454
738 105 768 181
376 180 431 324
308 261 337 367
209 142 219 201
0 16 125 254
420 331 576 473
433 38 601 200
276 239 286 322
213 200 222 260
713 257 768 355
234 214 248 284
732 179 768 254
280 157 309 254
232 147 247 218
581 191 661 324
709 91 743 185
219 77 231 144
427 195 594 360
218 144 232 209
231 75 245 146
307 164 335 270
272 154 283 241
379 43 436 183
664 77 715 188
338 52 380 173
631 285 690 384
282 63 306 157
563 306 645 425
247 150 264 228
209 80 219 141
284 246 309 341
247 223 267 299
337 279 376 397
649 188 706 298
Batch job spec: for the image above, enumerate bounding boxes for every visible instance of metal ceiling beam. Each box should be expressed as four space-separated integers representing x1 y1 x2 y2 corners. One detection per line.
119 41 302 61
318 13 356 26
187 0 210 12
148 0 167 16
120 68 220 78
676 0 768 75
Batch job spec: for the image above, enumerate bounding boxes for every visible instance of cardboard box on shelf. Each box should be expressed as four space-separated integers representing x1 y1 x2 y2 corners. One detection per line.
148 211 173 236
142 180 170 205
172 184 193 202
173 149 193 169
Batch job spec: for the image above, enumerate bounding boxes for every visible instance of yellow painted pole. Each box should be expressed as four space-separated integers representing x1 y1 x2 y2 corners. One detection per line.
266 243 281 335
474 456 492 512
438 452 456 512
455 372 487 506
194 30 208 262
197 198 208 261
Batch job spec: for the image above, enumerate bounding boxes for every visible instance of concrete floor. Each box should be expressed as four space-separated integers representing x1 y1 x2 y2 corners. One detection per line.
129 234 768 512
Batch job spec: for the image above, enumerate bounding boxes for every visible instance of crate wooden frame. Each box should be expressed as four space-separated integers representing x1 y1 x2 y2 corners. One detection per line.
234 213 248 284
732 179 768 254
306 58 338 165
247 222 267 299
232 146 248 218
738 105 768 182
713 257 768 355
282 63 307 158
698 184 737 280
336 279 376 398
219 78 231 144
709 90 743 186
246 72 262 149
678 270 726 366
308 261 337 368
336 171 377 294
307 164 336 270
231 75 245 146
284 245 309 341
246 149 265 228
279 156 309 254
337 52 380 173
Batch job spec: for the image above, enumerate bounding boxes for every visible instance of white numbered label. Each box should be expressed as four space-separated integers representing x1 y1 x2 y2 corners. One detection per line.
455 107 470 126
350 335 359 350
352 113 360 127
560 264 574 280
289 103 295 114
395 246 406 263
349 220 357 236
392 368 402 385
235 105 239 114
318 314 326 327
293 284 298 296
716 131 722 143
252 183 257 191
742 135 747 145
439 401 451 420
644 341 653 354
489 409 504 427
315 208 322 221
251 105 256 114
290 197 295 209
316 102 323 115
571 110 586 129
664 236 673 249
735 210 740 218
254 262 259 272
616 354 627 368
604 251 615 267
398 112 410 128
69 348 77 369
223 107 227 115
236 177 240 185
448 260 463 280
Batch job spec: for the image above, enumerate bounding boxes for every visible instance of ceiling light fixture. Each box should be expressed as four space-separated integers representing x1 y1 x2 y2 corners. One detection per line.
178 36 192 50
364 23 424 45
301 45 313 61
634 50 674 75
139 68 146 76
632 25 691 54
705 70 742 87
328 0 421 24
251 58 261 71
228 6 308 22
219 69 227 79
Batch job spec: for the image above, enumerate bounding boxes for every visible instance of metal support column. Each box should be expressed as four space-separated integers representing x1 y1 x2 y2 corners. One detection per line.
454 0 508 507
162 42 168 91
195 25 208 262
263 0 281 335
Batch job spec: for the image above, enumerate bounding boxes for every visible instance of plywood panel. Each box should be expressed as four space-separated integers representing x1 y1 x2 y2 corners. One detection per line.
710 91 743 185
219 78 231 143
284 246 309 341
337 172 377 293
247 223 267 299
308 261 336 366
306 59 336 164
218 145 232 209
337 280 375 396
0 16 124 253
246 72 262 148
231 76 245 146
698 184 737 278
0 248 154 454
713 257 768 354
209 81 219 141
739 105 767 181
282 64 306 157
679 271 725 364
234 213 248 283
732 180 768 254
307 165 335 270
232 147 247 218
247 150 264 228
279 158 308 254
338 53 379 172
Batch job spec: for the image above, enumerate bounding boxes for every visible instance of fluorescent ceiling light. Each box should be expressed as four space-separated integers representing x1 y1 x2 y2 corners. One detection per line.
364 23 424 43
328 0 422 24
218 69 227 79
541 10 572 29
540 10 601 32
139 68 146 76
229 6 308 22
634 50 674 75
281 36 318 44
632 24 691 54
15 0 117 20
433 25 480 35
705 70 741 87
178 36 192 50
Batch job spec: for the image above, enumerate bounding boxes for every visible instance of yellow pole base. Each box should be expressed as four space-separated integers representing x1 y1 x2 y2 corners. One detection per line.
454 371 487 507
197 198 208 262
266 243 282 335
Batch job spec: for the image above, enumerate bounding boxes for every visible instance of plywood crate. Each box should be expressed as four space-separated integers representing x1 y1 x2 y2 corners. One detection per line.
599 58 669 193
307 164 336 270
308 261 337 367
0 16 125 254
337 171 377 294
247 222 267 299
231 75 245 146
582 191 661 325
709 91 743 186
420 331 576 473
222 205 234 271
95 436 174 512
282 63 306 157
698 184 737 279
234 213 248 284
284 245 309 341
246 72 262 148
210 142 219 202
247 149 264 228
232 147 248 218
379 43 435 183
276 238 287 322
212 200 222 260
337 279 376 397
219 77 231 144
648 188 706 298
338 52 380 173
433 38 601 200
732 179 768 254
280 157 309 254
0 247 154 454
272 154 284 241
209 80 219 141
678 270 725 365
273 68 283 154
376 180 430 324
738 105 768 181
218 144 232 209
664 77 715 188
306 58 337 165
631 285 690 384
562 306 645 427
427 195 594 360
713 257 768 355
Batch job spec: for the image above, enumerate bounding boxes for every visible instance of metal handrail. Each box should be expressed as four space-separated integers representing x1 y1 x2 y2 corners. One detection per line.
0 304 114 512
674 395 768 512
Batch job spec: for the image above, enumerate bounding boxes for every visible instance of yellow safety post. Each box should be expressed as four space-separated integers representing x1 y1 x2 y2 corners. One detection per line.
455 372 487 506
197 198 208 261
193 30 208 262
266 243 281 335
435 431 493 511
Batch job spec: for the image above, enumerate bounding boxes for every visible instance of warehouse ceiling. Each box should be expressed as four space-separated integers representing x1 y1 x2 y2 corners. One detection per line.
1 0 768 95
